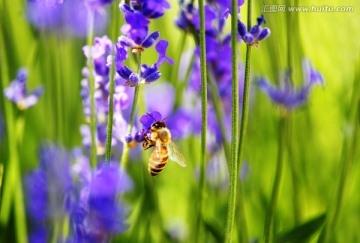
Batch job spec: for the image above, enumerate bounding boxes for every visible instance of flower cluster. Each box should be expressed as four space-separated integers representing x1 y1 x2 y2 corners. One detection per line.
24 145 72 242
81 36 130 155
116 0 174 87
238 15 271 47
69 160 132 242
24 145 133 242
257 59 324 110
4 68 43 110
26 0 110 37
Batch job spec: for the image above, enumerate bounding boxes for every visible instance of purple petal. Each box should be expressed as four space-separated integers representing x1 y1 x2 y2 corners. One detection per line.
257 15 266 25
142 31 160 48
237 20 247 37
140 111 162 129
258 28 271 41
155 40 174 66
243 33 255 44
117 66 133 79
118 36 136 48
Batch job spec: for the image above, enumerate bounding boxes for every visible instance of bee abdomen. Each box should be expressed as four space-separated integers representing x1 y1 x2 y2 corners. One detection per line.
149 145 168 176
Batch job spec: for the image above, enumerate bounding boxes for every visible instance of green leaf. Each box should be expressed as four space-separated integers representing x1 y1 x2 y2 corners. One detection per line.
275 213 326 243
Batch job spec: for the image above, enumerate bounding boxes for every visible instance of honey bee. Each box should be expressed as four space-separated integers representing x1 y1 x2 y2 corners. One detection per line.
142 118 186 176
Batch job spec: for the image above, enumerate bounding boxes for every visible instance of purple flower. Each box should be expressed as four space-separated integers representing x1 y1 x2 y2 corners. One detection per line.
175 3 196 31
192 5 217 31
140 0 171 18
257 59 324 110
69 161 132 242
118 31 159 53
4 68 44 110
27 0 109 37
116 40 173 87
155 40 174 66
120 0 170 20
238 15 270 46
140 111 162 131
83 36 113 77
81 36 130 155
24 144 72 243
85 0 114 11
120 11 150 45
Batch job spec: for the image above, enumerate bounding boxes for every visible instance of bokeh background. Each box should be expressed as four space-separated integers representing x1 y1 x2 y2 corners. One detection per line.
0 0 359 242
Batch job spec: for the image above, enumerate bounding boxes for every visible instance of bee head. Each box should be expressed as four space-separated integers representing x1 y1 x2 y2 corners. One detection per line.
151 121 166 130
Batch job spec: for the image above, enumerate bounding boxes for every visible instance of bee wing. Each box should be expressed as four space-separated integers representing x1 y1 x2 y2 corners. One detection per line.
167 140 186 167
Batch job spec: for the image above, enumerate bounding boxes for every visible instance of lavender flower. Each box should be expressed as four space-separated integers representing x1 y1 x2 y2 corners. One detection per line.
27 0 109 37
120 0 171 20
116 40 174 87
69 161 132 242
24 144 72 242
119 31 160 53
238 15 271 46
257 59 324 110
175 2 196 32
81 36 130 155
4 68 43 110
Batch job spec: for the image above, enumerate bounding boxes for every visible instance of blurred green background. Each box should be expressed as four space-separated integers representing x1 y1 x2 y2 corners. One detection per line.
0 0 359 242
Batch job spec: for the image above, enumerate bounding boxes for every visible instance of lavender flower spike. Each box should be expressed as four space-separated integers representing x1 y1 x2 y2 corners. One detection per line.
257 59 324 110
69 161 132 242
4 68 44 110
238 15 270 47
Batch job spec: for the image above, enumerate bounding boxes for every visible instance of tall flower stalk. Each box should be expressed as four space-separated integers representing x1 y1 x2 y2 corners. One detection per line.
120 54 141 170
225 0 251 241
105 47 116 161
86 9 97 168
196 0 207 239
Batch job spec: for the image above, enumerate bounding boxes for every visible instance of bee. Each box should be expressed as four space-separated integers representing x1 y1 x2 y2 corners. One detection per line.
142 118 186 176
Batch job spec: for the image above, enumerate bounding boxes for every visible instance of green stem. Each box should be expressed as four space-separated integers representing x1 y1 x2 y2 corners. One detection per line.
0 16 28 242
207 73 230 168
86 9 97 168
264 113 287 243
105 47 116 161
120 53 141 169
196 0 207 239
224 0 242 240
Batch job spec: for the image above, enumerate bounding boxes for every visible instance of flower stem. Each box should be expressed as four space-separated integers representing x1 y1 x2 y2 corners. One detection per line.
0 20 28 242
208 73 230 168
264 113 287 243
86 9 97 168
105 2 122 162
105 47 116 162
120 53 141 169
224 0 242 240
196 0 207 238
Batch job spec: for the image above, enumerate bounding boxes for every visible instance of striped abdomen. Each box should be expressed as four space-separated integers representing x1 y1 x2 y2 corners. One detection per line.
149 144 168 176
